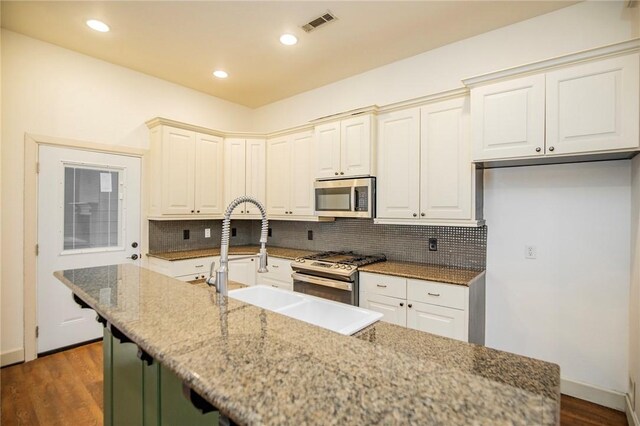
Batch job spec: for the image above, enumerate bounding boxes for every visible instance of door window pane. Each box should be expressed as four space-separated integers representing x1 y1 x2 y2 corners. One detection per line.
64 167 121 250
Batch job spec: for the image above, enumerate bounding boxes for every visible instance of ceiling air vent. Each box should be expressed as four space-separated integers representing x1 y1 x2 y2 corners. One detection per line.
301 11 337 33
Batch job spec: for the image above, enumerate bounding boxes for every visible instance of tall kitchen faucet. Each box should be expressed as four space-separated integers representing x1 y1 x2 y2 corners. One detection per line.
206 196 269 297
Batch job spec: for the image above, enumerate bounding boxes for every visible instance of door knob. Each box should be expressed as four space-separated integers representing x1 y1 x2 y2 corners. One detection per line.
131 242 138 248
128 254 139 260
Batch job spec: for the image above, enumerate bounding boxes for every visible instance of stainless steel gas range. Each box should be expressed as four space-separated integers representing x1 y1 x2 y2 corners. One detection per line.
291 251 386 306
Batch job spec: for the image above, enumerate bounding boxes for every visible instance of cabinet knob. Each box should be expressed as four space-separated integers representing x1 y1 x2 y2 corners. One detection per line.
535 147 541 153
191 210 195 213
420 213 425 217
196 210 200 213
241 210 244 213
412 213 417 217
408 304 413 308
289 211 293 215
131 242 138 248
340 172 344 175
400 302 404 307
246 210 250 214
334 172 339 176
549 146 555 152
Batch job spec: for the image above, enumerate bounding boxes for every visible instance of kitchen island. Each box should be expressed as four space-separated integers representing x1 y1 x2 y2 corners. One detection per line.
55 264 560 425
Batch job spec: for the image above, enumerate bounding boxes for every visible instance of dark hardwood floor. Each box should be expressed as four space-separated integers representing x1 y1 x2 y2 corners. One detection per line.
0 342 630 425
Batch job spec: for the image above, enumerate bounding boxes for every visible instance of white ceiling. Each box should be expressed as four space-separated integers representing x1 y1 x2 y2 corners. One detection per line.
1 1 576 108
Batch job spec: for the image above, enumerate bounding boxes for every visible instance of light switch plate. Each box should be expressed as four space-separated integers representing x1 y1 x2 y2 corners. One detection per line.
205 228 211 238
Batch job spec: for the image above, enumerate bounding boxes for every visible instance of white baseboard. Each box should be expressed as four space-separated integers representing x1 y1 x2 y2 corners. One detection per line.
628 394 640 426
1 348 25 367
561 378 626 411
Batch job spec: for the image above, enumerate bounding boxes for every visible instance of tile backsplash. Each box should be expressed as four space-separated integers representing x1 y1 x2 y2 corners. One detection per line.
149 219 487 270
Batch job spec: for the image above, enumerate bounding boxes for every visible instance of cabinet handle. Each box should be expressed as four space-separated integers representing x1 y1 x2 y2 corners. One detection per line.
195 265 204 268
289 211 293 215
399 302 404 307
535 147 541 153
412 213 417 217
272 284 278 288
340 172 344 175
191 210 195 213
246 210 250 213
420 213 425 217
196 210 200 213
272 265 279 268
251 259 254 262
427 292 440 297
376 284 387 288
334 172 339 176
408 304 413 308
549 146 555 152
241 210 244 213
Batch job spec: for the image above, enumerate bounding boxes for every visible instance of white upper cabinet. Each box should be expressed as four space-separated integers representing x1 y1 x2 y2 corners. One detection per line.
194 133 224 215
148 122 224 218
471 74 546 161
470 52 640 162
267 131 315 218
377 99 481 226
420 97 472 220
313 114 374 179
546 54 639 155
376 108 421 219
224 138 266 218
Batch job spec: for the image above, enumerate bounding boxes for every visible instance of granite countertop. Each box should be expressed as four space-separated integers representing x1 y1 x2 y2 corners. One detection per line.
360 261 484 286
55 264 560 425
147 245 317 261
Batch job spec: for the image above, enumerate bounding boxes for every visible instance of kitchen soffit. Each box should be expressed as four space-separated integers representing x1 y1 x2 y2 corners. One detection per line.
1 1 576 108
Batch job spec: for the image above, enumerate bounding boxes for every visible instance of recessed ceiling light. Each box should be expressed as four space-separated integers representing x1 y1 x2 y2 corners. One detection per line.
86 19 110 33
279 34 298 46
213 70 228 79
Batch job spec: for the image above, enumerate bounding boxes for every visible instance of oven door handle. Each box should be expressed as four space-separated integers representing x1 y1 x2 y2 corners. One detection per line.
291 273 353 291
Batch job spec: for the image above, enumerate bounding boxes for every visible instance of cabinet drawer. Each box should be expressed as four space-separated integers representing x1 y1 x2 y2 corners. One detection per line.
407 279 466 310
360 272 406 299
168 257 216 277
407 301 466 341
259 275 293 291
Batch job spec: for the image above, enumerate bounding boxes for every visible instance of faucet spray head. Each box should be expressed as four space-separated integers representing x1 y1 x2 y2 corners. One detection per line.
257 248 269 273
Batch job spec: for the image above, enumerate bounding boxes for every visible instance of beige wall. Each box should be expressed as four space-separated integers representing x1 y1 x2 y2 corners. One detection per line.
631 155 640 418
0 30 253 362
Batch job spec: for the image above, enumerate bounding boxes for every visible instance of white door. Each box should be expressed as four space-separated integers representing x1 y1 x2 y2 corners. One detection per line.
546 53 639 155
360 293 407 327
266 137 291 216
471 74 545 160
290 131 315 216
194 133 224 215
420 97 472 220
314 122 341 179
224 138 247 218
376 108 421 219
341 115 372 177
37 145 141 353
245 139 266 217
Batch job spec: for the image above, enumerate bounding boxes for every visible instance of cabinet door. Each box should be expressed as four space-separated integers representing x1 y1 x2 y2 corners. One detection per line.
376 108 421 219
290 132 315 216
228 256 257 286
194 133 224 215
266 137 291 216
471 74 545 161
546 54 639 155
314 122 341 179
161 126 195 214
407 301 466 341
420 97 472 220
245 139 267 216
341 115 372 177
224 139 247 217
360 293 406 327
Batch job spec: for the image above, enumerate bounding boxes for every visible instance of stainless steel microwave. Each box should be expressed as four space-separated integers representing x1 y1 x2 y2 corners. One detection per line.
314 177 375 218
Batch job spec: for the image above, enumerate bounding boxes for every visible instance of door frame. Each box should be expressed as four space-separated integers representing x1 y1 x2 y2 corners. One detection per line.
24 133 148 361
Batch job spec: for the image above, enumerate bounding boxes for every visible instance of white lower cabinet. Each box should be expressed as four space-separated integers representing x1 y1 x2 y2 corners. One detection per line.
148 254 295 289
359 271 485 344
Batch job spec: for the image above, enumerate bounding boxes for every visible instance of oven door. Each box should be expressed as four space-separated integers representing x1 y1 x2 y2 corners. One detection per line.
292 272 357 306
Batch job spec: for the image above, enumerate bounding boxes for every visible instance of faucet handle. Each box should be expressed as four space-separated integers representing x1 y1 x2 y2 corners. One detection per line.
206 260 217 286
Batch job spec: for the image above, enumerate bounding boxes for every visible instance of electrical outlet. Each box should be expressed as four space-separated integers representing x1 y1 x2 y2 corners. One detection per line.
231 228 237 237
428 238 437 251
525 245 537 259
307 230 313 240
183 230 190 240
205 228 211 238
268 228 272 237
